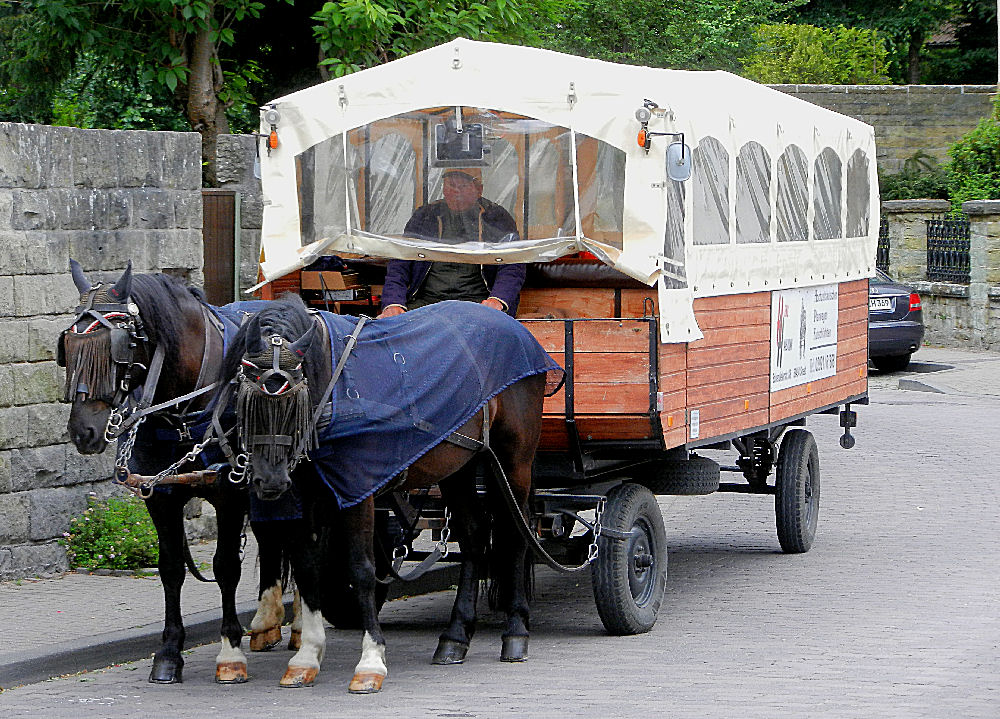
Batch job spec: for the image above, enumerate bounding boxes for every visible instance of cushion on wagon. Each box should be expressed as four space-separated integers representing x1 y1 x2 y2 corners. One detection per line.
525 259 647 289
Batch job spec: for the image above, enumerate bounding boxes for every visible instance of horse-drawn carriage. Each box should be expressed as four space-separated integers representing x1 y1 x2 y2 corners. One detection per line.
59 39 877 692
251 39 876 636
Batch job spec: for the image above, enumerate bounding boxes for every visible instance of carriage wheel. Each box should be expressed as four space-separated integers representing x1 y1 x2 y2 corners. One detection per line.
775 429 820 554
591 483 667 636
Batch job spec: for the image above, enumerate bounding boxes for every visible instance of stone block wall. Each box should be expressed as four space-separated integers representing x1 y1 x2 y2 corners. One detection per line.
0 122 204 580
216 135 264 294
772 85 996 173
882 199 1000 351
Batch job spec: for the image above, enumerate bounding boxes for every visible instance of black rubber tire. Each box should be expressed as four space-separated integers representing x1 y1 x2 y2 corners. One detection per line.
774 429 820 554
871 353 911 373
591 483 667 635
640 455 720 495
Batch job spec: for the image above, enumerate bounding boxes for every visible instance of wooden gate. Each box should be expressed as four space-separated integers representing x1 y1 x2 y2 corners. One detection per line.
202 189 239 305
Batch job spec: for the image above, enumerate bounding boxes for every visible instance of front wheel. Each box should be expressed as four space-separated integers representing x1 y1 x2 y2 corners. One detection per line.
775 429 820 553
591 483 667 635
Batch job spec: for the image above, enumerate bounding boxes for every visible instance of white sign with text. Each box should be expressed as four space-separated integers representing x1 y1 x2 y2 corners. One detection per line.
770 284 839 392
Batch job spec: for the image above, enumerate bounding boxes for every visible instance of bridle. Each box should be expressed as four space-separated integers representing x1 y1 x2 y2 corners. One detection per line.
58 282 150 412
227 314 366 474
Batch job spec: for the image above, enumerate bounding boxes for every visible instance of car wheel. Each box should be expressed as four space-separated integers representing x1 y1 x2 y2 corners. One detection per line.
872 353 911 373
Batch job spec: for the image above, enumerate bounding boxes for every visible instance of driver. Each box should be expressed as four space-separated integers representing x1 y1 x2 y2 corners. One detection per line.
377 170 525 318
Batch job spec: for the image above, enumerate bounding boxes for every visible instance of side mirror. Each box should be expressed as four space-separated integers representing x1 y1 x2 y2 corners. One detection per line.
666 141 692 182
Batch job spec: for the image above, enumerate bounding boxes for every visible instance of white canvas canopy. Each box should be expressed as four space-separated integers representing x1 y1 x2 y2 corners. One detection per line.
256 38 878 342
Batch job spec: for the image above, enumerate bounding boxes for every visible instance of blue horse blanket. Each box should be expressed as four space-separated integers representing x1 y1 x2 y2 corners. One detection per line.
310 301 562 509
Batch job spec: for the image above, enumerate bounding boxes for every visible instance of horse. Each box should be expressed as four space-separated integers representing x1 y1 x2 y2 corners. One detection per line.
218 294 560 692
59 260 297 684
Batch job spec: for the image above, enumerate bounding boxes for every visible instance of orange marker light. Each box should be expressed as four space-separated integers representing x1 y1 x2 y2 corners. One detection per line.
637 129 648 149
268 130 279 150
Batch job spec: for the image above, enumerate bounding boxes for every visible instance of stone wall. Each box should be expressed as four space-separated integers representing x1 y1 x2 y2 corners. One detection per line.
772 85 996 173
0 122 204 580
882 199 1000 351
216 135 264 294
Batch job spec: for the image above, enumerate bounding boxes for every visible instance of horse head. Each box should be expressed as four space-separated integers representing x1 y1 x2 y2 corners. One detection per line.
229 295 321 501
61 260 148 454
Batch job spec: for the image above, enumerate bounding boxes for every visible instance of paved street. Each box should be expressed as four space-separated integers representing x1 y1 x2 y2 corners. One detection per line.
0 347 997 718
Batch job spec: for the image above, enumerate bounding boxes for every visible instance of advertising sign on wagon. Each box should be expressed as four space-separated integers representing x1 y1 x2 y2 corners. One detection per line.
770 284 839 392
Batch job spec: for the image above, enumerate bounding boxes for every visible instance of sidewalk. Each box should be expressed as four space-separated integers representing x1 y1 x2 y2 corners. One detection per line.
1 345 998 690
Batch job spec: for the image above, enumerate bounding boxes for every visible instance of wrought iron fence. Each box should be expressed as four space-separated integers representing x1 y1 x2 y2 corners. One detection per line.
925 214 971 283
876 216 890 273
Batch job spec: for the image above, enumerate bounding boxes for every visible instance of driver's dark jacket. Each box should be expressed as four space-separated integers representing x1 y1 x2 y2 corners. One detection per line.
380 197 526 316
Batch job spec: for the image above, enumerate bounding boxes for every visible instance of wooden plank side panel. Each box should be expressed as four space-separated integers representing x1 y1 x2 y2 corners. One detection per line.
687 357 770 387
687 340 769 368
518 288 615 319
521 319 654 354
694 324 770 348
620 289 658 318
687 375 769 406
543 383 650 414
693 293 770 312
539 415 656 449
697 410 771 442
693 306 770 330
545 352 649 384
770 378 867 420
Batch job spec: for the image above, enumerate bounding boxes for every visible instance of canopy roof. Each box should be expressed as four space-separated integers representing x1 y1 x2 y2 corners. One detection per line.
256 39 878 342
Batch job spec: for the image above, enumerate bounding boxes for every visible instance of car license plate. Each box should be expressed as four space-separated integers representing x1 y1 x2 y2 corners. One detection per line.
869 296 893 312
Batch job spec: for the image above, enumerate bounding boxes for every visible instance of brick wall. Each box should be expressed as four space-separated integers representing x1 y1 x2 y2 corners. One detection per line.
772 85 996 173
0 122 204 580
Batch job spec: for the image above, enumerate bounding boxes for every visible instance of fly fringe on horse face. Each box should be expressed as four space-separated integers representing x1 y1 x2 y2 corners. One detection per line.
236 379 315 469
63 332 115 402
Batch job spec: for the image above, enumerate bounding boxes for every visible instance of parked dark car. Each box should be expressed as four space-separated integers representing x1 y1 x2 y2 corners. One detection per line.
868 269 924 372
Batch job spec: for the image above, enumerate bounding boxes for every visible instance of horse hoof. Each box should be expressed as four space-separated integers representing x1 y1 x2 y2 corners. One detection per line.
148 658 183 684
215 661 248 684
249 626 282 652
279 666 317 688
431 639 469 665
287 629 302 652
500 635 528 662
348 672 385 694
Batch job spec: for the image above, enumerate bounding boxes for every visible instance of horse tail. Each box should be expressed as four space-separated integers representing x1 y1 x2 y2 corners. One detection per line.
183 533 216 583
484 479 535 610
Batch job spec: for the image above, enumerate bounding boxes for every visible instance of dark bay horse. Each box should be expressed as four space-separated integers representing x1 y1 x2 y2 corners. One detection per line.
60 261 293 684
218 294 557 692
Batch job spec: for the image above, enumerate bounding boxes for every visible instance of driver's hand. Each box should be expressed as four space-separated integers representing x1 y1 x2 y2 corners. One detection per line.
481 298 504 312
377 305 406 319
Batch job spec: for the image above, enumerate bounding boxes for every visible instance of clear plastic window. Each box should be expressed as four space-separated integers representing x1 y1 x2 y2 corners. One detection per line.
295 108 631 257
735 142 771 244
577 135 626 249
663 179 687 289
846 149 870 238
776 145 808 242
813 147 842 240
692 136 730 245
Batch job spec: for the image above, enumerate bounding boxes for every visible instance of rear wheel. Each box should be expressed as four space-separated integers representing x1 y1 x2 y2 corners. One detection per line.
591 483 667 635
775 429 820 554
872 353 911 372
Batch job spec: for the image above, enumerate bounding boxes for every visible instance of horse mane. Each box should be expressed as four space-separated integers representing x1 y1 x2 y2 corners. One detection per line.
219 293 326 402
129 273 209 364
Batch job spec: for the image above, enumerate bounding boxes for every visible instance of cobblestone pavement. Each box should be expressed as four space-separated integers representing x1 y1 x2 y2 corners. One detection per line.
0 349 997 718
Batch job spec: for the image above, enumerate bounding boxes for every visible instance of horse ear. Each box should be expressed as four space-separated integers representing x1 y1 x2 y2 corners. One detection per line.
70 259 91 294
287 323 316 358
246 314 266 355
108 260 133 300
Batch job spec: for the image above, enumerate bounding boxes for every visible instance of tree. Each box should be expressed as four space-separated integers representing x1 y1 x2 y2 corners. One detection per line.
948 96 1000 209
538 0 805 72
310 0 562 78
742 23 890 84
789 0 960 83
0 0 284 185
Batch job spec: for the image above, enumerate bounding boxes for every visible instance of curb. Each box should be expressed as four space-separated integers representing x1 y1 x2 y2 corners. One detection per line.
0 563 458 690
899 378 952 393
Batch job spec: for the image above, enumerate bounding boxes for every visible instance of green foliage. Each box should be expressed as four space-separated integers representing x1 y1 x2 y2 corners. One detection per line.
741 23 889 84
60 494 159 571
311 0 559 78
542 0 803 72
948 99 1000 210
878 152 950 200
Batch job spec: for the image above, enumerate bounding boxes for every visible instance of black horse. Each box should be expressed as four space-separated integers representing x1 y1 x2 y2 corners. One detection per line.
218 294 559 692
60 261 294 684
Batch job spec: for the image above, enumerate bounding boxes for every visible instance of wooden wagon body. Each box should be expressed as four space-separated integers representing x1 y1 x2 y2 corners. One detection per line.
252 39 878 632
